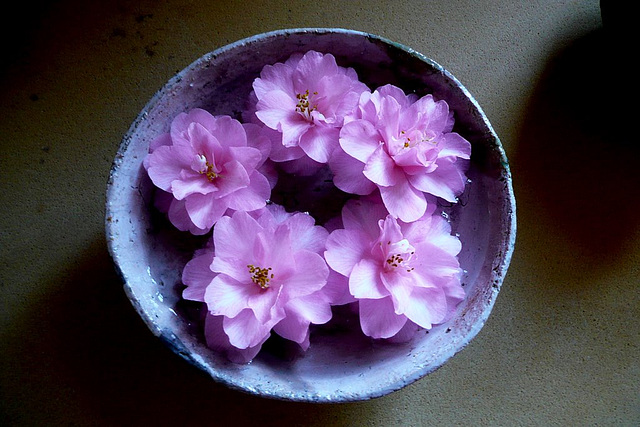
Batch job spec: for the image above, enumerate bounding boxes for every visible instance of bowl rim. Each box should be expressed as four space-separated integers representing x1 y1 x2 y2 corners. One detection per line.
105 27 517 402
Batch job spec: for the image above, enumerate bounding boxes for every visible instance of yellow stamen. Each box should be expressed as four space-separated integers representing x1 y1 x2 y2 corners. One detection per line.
295 89 316 117
386 253 404 268
385 251 415 272
204 161 217 182
247 264 273 289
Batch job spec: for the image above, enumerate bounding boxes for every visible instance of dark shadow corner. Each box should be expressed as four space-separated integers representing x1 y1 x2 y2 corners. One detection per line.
1 236 372 425
513 8 640 267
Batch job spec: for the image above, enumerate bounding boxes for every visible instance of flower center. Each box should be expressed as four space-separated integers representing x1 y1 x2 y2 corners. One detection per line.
399 130 437 150
295 89 318 120
400 131 411 148
384 239 416 273
247 264 273 289
203 161 218 182
194 154 219 182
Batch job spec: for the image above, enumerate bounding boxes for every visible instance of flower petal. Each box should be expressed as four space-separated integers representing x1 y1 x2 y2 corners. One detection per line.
186 122 223 164
376 84 416 108
247 284 283 325
379 178 427 222
209 115 248 148
284 213 329 254
412 243 462 281
312 73 364 122
244 123 279 162
273 292 332 349
253 224 294 277
184 192 228 230
380 270 414 315
340 196 389 238
385 320 421 343
273 311 311 348
404 215 461 257
253 62 296 99
269 138 306 162
325 229 371 276
363 144 403 187
378 214 405 246
349 258 389 299
210 255 249 284
254 89 297 130
181 251 215 302
358 297 407 339
339 119 380 162
145 145 191 191
204 274 255 319
403 286 448 329
227 146 263 172
407 158 467 203
204 313 266 364
293 51 339 88
224 171 270 212
223 308 273 349
171 174 214 199
286 291 333 325
212 212 262 261
298 124 339 163
171 108 218 141
322 270 355 305
284 251 329 300
377 95 402 144
213 159 250 197
329 149 376 195
148 133 172 152
167 197 210 234
279 117 311 148
438 132 471 159
443 275 466 304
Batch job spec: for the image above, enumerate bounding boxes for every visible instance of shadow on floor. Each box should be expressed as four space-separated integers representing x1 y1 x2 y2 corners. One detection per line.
1 237 379 425
512 24 639 276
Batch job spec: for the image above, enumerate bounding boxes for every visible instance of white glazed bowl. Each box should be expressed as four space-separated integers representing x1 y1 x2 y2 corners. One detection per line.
105 28 516 402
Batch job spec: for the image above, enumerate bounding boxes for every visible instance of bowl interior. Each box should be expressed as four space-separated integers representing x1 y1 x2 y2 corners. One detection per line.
105 28 516 402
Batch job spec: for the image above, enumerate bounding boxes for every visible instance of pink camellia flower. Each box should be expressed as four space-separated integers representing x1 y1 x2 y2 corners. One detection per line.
181 204 338 362
324 196 465 339
143 108 272 234
243 90 325 177
181 242 266 363
331 84 472 222
252 50 369 164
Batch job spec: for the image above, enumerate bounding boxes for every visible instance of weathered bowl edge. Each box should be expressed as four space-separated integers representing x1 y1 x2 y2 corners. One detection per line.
105 27 517 403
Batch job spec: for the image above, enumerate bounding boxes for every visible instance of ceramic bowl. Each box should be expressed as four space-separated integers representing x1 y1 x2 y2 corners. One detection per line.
105 28 516 402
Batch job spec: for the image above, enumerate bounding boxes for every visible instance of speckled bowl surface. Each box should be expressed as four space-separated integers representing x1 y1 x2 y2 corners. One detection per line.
105 28 516 402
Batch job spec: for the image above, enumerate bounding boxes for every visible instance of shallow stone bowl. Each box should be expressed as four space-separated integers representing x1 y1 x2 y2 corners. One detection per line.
105 28 516 402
